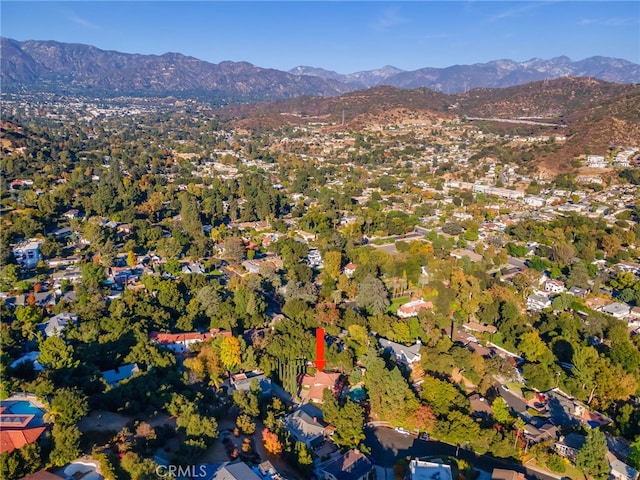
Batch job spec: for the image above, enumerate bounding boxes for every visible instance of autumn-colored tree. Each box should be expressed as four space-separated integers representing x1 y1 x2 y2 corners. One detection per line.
262 429 283 455
126 250 137 267
323 251 343 279
219 336 242 371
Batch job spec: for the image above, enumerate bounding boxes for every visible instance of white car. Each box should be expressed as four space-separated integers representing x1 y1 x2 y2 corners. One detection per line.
394 427 410 435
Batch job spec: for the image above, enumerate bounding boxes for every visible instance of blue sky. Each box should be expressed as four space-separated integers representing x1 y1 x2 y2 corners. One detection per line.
2 1 638 73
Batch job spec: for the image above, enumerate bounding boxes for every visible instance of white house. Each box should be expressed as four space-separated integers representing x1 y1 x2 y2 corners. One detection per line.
523 196 545 208
544 279 566 294
586 155 608 168
343 263 357 277
397 298 433 318
527 293 551 311
379 338 422 368
409 459 453 480
12 241 43 270
600 303 632 319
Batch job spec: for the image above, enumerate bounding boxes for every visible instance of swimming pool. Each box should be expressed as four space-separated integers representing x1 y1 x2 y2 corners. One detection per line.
3 400 44 415
347 386 367 401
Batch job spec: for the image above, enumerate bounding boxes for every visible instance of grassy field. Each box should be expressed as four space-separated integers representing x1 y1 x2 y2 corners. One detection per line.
387 296 410 314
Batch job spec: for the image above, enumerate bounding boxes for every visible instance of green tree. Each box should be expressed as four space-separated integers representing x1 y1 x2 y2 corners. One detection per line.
50 424 81 466
49 388 88 425
321 390 365 449
576 429 609 480
355 275 389 314
38 336 78 370
629 436 640 470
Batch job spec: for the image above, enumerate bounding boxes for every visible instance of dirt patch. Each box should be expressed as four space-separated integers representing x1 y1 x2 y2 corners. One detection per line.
78 410 133 433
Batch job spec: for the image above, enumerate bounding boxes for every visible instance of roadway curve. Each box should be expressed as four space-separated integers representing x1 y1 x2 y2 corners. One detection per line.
364 425 566 480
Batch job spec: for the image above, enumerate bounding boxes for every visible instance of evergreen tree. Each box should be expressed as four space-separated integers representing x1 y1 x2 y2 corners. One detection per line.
576 429 609 480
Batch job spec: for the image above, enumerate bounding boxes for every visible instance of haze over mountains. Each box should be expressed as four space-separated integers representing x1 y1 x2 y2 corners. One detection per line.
2 37 639 102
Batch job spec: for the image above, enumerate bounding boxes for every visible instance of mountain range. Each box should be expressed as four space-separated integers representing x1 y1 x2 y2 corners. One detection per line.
2 37 639 102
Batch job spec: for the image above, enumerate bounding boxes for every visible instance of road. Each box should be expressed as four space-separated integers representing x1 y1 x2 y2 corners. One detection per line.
364 426 566 480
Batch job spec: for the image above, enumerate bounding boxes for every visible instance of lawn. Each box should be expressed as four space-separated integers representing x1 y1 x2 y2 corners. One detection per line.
387 296 410 314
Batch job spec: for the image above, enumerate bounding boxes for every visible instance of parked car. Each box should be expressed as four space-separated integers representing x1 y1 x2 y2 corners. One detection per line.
419 432 430 441
395 427 410 435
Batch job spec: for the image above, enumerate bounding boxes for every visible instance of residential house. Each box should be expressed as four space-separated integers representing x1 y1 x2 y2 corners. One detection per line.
546 389 612 429
555 432 587 461
617 261 640 276
229 372 272 397
62 209 80 219
585 155 608 168
544 279 566 294
10 352 44 372
20 470 65 480
299 371 342 404
450 248 483 263
600 303 632 319
396 298 433 319
320 449 374 480
150 329 230 354
491 469 526 480
181 261 205 275
282 403 333 448
12 241 43 270
527 293 551 311
101 363 140 388
39 313 78 338
378 338 422 369
523 419 559 444
10 292 57 309
204 461 261 480
343 263 357 277
608 453 639 480
0 399 46 454
523 196 545 208
567 286 589 298
408 459 453 480
307 249 323 268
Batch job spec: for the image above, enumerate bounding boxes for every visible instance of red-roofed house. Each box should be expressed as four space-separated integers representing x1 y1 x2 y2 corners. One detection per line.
343 263 357 277
149 329 231 354
299 372 342 404
397 298 433 318
0 412 46 454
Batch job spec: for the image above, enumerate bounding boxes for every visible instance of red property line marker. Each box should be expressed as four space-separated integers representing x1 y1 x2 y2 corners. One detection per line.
314 327 326 371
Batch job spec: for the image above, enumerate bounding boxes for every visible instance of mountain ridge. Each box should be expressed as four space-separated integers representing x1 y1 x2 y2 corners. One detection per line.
2 37 639 102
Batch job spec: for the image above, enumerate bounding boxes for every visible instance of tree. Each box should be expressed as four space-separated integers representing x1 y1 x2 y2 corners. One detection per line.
49 388 88 425
491 397 514 426
262 428 283 456
601 234 622 258
219 336 242 371
236 414 256 435
50 424 81 466
355 275 389 314
629 436 640 470
321 390 365 449
224 236 245 264
126 250 137 268
38 336 78 370
576 429 609 480
323 251 342 279
517 331 549 362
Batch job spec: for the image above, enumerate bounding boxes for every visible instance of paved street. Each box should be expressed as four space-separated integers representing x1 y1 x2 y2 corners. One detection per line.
364 426 567 480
